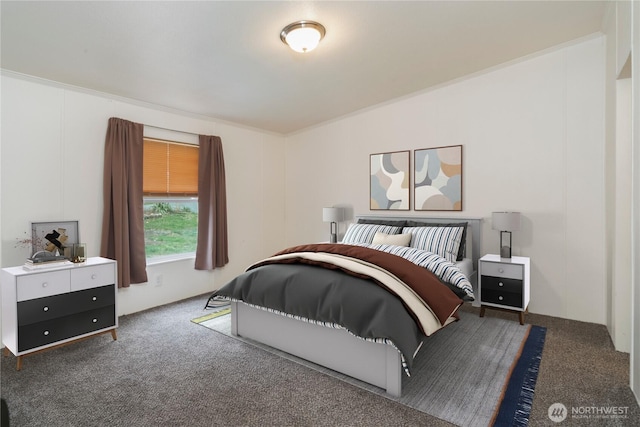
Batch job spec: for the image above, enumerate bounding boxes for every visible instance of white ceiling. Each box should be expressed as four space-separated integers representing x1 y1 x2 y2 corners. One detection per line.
1 1 606 135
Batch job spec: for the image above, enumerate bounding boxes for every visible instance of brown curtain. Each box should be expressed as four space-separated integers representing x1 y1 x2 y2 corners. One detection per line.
100 117 148 287
195 135 229 270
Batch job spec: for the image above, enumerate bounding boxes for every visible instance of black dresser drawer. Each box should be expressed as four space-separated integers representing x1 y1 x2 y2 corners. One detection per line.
17 285 115 326
66 285 115 313
17 305 115 352
65 305 116 338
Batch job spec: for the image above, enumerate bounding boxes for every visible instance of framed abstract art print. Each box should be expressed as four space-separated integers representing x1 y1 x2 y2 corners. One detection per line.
414 145 462 211
370 151 410 210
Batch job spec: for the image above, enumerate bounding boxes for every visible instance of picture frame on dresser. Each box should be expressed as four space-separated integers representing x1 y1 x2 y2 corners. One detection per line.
31 220 79 257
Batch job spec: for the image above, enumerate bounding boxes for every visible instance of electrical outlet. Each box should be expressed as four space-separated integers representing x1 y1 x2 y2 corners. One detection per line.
155 274 163 286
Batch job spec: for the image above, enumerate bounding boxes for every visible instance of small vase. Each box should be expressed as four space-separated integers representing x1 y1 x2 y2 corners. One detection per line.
72 243 87 263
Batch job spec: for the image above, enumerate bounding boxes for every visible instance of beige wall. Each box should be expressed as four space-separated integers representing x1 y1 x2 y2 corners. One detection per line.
285 36 607 325
631 0 640 405
603 1 633 354
601 0 639 401
0 73 286 317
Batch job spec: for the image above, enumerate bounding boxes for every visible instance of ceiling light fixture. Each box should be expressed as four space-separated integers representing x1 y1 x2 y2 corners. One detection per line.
280 20 326 53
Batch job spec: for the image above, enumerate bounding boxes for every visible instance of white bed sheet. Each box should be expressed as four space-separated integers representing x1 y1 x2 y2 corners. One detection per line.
456 258 473 280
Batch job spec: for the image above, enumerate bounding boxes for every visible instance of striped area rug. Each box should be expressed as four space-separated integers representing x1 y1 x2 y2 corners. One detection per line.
193 307 545 427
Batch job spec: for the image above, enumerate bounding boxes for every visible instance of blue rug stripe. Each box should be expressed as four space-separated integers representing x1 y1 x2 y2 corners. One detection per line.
493 325 547 427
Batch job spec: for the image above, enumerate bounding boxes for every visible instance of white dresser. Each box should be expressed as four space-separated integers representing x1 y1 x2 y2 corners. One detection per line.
1 257 118 370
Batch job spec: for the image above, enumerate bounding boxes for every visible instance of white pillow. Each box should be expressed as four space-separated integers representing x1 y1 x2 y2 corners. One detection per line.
342 223 403 244
372 232 411 247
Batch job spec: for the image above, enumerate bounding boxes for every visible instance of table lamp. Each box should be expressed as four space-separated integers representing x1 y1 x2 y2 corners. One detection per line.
492 212 521 258
323 207 342 243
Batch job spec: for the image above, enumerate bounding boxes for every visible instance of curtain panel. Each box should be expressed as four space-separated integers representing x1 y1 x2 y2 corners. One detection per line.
195 135 229 270
100 117 148 287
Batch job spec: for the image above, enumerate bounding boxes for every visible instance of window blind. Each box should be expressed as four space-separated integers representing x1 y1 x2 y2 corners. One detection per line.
143 138 198 196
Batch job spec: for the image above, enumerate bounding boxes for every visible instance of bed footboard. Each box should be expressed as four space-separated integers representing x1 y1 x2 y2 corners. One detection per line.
230 301 402 396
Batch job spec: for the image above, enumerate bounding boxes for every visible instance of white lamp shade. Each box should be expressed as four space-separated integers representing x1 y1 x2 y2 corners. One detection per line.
323 207 342 222
492 212 521 232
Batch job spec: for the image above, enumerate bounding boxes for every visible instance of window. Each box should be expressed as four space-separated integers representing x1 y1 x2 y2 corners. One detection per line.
143 138 198 259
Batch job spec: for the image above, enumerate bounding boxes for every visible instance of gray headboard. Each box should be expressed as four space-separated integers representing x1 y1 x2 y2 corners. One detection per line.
354 215 483 287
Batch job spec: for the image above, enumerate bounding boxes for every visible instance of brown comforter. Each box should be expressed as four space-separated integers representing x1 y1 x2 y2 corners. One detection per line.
252 243 464 335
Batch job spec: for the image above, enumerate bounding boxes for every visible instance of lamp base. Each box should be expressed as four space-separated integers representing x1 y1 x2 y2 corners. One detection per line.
500 245 512 258
329 234 337 243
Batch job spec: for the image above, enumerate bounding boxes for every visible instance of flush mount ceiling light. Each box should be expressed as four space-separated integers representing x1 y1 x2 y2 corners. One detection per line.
280 20 326 53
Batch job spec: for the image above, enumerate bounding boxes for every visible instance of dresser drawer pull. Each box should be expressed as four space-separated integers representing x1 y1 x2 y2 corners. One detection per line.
92 318 98 323
498 268 504 273
92 296 97 301
91 274 97 280
498 296 504 301
498 282 504 287
43 306 49 312
43 330 50 336
42 282 48 288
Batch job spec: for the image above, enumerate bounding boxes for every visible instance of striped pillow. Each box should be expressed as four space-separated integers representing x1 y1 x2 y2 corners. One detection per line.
342 223 403 244
402 226 465 262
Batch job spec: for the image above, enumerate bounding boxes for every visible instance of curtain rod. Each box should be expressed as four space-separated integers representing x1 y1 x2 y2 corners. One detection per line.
144 123 202 137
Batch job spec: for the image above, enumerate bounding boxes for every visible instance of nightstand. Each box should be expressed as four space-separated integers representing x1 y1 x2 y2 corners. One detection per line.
478 254 530 325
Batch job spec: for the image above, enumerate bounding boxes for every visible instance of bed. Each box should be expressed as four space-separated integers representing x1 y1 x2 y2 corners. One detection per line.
207 216 482 396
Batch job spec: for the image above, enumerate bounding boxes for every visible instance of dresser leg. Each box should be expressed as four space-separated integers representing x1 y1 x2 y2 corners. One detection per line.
111 329 118 341
519 312 525 325
479 306 485 318
3 347 21 370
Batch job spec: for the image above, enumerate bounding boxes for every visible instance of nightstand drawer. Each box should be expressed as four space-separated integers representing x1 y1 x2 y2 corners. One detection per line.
481 288 522 308
481 275 522 293
481 275 523 308
480 262 522 280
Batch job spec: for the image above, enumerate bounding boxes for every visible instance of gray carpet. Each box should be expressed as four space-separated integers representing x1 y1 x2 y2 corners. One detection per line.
197 308 531 427
2 295 453 427
2 294 639 426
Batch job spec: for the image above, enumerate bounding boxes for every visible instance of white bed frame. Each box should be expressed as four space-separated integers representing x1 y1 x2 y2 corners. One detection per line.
230 216 482 396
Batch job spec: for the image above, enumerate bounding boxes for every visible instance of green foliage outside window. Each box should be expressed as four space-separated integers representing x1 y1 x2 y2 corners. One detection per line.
144 201 198 257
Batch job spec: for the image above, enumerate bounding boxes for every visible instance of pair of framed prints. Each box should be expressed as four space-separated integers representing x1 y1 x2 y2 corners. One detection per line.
370 145 462 211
